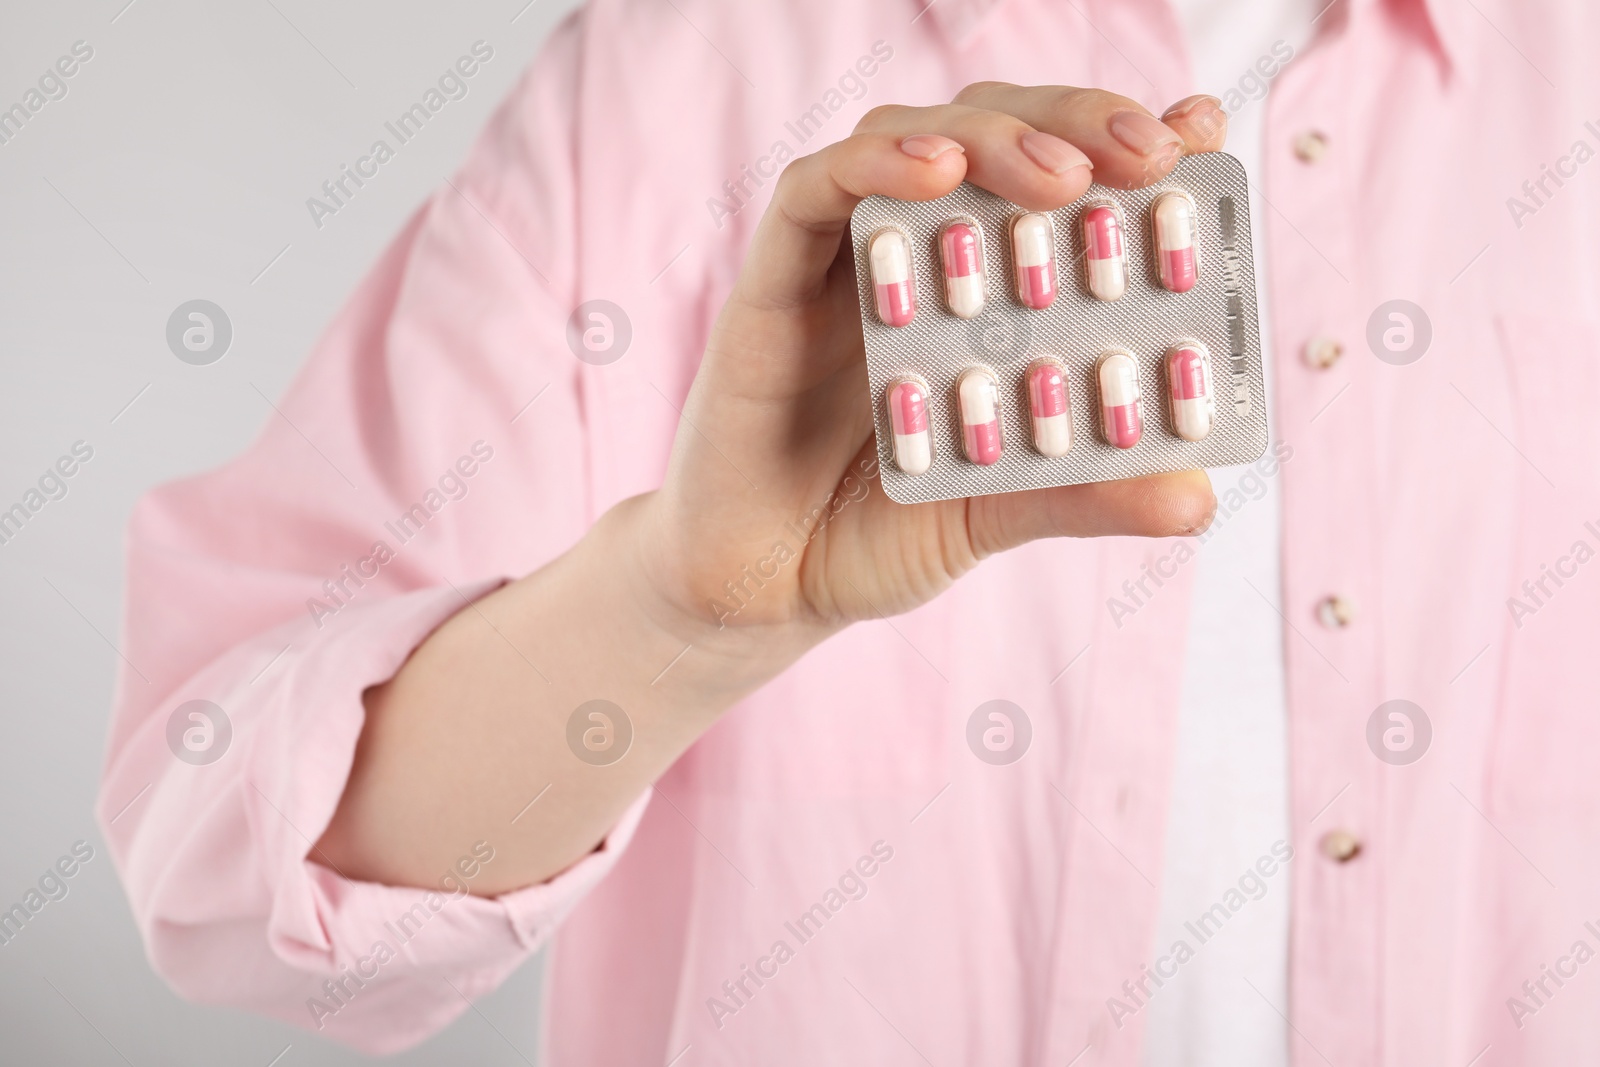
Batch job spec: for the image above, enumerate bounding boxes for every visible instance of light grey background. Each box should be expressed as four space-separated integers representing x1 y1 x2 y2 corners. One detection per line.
0 1 581 1062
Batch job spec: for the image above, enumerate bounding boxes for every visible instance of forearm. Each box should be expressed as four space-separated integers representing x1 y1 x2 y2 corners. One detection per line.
315 495 823 894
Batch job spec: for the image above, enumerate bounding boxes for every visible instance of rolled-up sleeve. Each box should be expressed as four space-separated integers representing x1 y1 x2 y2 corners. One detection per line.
94 13 646 1054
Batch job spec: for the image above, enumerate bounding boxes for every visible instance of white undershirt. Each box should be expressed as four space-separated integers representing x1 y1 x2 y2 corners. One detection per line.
1142 2 1316 1065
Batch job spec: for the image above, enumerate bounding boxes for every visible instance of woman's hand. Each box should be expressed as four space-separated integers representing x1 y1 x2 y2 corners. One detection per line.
638 85 1227 646
322 86 1228 894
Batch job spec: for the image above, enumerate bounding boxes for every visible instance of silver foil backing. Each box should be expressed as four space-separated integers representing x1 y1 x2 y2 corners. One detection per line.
851 152 1268 505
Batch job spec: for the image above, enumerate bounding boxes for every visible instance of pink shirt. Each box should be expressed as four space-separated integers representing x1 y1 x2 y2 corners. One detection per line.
98 0 1600 1062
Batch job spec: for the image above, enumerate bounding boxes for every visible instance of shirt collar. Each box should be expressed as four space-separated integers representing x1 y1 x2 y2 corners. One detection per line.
919 0 1003 43
1416 0 1465 67
921 0 1464 67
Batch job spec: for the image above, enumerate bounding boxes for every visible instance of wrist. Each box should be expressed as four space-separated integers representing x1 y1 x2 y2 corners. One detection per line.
574 493 833 703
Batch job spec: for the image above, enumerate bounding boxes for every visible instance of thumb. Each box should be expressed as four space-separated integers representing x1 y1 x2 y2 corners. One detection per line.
965 470 1216 558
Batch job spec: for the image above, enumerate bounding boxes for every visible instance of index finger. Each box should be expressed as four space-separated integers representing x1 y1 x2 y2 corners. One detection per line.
732 132 971 312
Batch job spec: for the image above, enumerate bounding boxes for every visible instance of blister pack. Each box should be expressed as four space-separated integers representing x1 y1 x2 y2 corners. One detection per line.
850 152 1268 505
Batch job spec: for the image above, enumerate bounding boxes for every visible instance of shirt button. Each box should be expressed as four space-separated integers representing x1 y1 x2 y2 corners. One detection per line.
1303 335 1343 370
1293 130 1330 164
1320 830 1362 863
1315 594 1355 629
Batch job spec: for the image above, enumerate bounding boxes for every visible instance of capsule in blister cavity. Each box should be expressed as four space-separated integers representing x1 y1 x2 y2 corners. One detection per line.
1082 200 1127 302
1166 342 1215 441
1010 212 1058 310
939 219 987 319
957 366 1004 466
885 376 933 475
1097 350 1143 449
1026 358 1073 458
1152 192 1199 293
868 227 916 327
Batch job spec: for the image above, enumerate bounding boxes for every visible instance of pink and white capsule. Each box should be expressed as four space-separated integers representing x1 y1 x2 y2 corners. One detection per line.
1166 343 1215 441
886 377 933 475
1097 351 1143 449
1152 192 1199 293
1010 213 1058 310
1082 202 1127 302
957 367 1004 466
1026 358 1073 458
940 220 986 319
869 228 916 327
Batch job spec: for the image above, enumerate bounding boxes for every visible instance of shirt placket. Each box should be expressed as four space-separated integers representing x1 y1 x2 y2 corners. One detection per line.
1266 9 1384 1066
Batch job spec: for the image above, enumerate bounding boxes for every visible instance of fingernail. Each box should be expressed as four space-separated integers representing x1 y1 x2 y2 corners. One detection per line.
1108 109 1184 157
1168 96 1227 143
900 135 965 161
1020 131 1092 176
1190 104 1227 139
1162 94 1222 121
